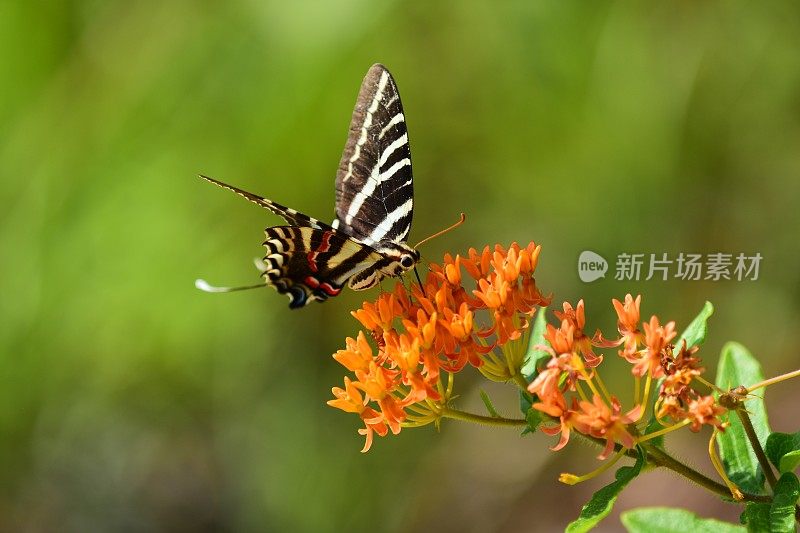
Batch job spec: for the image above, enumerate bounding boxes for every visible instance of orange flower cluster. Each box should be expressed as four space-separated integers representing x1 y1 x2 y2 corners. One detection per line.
529 300 642 458
606 295 726 432
656 341 726 431
529 294 727 458
329 243 549 451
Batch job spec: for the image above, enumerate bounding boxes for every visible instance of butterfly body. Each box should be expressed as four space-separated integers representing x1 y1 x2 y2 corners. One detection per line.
201 64 418 308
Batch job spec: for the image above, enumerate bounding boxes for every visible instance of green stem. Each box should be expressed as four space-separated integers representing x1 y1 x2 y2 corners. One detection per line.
747 367 800 392
440 407 527 427
637 419 690 443
736 407 779 490
566 428 771 504
512 373 530 392
642 443 771 503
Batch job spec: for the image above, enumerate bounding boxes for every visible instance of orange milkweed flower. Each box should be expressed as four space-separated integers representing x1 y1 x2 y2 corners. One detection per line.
625 315 676 378
538 395 579 451
333 332 376 373
660 340 704 401
440 253 463 285
524 294 723 466
553 300 603 367
594 294 644 358
686 395 727 432
656 395 687 423
528 350 589 420
330 242 549 450
352 290 406 332
402 309 438 351
441 303 473 342
644 315 676 359
529 364 566 414
614 294 642 339
544 321 575 356
382 331 441 404
572 395 642 460
328 377 389 452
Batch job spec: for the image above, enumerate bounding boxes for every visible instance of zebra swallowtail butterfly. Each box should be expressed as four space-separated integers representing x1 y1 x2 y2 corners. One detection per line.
198 64 420 309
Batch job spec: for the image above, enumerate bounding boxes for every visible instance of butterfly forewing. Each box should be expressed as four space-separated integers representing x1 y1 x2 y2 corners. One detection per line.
334 64 414 245
201 175 329 230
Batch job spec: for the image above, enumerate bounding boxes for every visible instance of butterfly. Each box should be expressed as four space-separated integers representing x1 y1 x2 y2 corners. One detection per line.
198 64 422 309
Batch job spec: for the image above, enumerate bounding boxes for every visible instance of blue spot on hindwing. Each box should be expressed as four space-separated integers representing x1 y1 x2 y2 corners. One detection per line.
287 285 307 309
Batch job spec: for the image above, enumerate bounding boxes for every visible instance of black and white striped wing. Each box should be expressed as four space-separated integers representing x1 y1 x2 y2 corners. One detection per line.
201 175 329 230
333 64 414 245
261 226 386 308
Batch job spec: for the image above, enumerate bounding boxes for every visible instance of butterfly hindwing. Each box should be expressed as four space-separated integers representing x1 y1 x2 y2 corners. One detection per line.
334 64 414 245
261 226 385 308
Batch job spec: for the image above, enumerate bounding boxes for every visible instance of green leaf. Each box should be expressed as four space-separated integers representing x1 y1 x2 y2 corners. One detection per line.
519 306 550 423
742 503 770 533
621 507 745 532
780 451 800 475
479 389 500 418
521 306 550 381
715 342 771 495
565 449 645 533
642 415 665 450
523 406 544 435
519 390 535 434
673 301 714 355
766 432 800 474
769 472 800 533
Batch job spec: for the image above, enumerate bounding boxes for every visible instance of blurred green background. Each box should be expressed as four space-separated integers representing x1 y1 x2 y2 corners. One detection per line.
2 1 799 531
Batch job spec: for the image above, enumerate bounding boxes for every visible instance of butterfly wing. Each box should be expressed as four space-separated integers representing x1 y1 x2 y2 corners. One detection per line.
333 64 414 245
262 226 386 308
201 175 330 230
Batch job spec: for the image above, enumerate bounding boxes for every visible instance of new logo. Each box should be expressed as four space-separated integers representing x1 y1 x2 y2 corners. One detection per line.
578 250 608 283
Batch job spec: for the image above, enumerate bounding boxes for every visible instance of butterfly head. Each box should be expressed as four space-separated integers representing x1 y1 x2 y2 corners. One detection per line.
376 241 420 277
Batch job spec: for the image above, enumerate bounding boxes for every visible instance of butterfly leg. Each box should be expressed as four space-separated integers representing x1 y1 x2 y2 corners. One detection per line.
413 267 424 291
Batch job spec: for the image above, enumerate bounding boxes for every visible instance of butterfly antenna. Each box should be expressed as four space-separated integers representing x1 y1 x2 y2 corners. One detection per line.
414 213 466 249
195 279 266 293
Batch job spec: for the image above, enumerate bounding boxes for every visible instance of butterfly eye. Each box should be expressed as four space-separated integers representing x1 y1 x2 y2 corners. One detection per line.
400 255 415 269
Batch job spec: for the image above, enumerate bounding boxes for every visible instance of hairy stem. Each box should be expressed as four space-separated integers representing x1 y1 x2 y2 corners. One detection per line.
440 407 527 427
642 443 771 503
567 429 771 504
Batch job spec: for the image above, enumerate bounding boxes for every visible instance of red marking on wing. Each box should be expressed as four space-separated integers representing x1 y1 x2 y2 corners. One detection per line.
307 231 334 273
304 275 339 296
319 282 341 296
